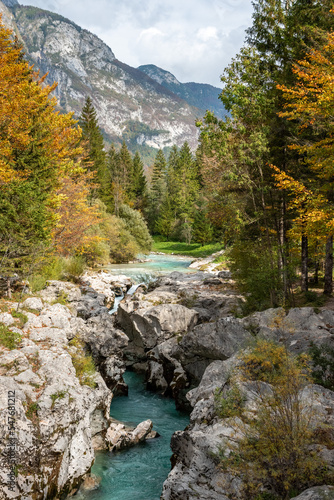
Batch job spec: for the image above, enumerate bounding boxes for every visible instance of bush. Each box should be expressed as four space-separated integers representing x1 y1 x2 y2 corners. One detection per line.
69 338 97 388
118 204 152 253
220 340 331 499
0 323 22 350
63 255 86 278
214 384 246 418
29 256 67 292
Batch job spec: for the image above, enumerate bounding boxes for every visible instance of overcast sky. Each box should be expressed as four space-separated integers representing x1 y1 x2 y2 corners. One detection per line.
19 0 254 88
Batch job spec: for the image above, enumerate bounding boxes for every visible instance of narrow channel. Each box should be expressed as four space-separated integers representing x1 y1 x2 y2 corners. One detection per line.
76 253 194 500
78 372 189 500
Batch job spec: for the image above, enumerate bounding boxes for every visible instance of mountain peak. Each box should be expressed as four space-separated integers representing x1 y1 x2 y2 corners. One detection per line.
138 64 181 86
138 64 226 119
2 0 18 8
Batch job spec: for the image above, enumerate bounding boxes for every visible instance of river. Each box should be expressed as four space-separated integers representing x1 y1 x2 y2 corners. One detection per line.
75 253 193 500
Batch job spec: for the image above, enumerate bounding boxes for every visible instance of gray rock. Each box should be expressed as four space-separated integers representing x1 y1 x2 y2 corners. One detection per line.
118 301 198 354
290 486 334 499
22 297 44 311
244 307 334 353
0 312 15 326
105 419 153 451
180 318 252 361
186 357 237 408
0 282 114 500
218 270 232 279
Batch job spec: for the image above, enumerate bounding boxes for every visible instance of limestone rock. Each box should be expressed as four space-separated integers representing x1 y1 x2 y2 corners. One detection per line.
180 318 252 361
105 419 153 451
243 307 334 353
118 301 198 359
22 297 44 311
290 486 334 499
0 281 113 499
0 312 15 326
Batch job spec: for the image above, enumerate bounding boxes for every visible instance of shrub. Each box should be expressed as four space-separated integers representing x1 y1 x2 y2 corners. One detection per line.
214 384 246 418
50 390 67 407
63 255 86 279
0 323 22 350
118 204 153 253
220 340 331 499
11 309 28 328
29 256 67 292
69 338 97 388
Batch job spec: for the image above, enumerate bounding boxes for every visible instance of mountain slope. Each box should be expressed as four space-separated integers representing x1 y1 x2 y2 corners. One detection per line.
138 64 226 119
0 1 204 152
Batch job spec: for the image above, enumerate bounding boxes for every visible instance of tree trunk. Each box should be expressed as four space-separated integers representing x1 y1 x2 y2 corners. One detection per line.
324 235 333 295
279 196 289 299
314 260 319 285
6 276 11 299
301 235 308 292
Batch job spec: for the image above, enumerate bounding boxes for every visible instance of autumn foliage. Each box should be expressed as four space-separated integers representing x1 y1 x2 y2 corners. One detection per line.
272 30 334 243
0 15 103 277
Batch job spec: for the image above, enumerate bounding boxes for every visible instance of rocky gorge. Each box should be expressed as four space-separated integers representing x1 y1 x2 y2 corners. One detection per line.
0 262 334 499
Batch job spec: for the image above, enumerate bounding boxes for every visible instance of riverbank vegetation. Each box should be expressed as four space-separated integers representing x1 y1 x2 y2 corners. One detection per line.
216 340 334 499
2 1 334 310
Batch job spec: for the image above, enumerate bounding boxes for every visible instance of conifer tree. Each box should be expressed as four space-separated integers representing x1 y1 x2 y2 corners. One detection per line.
79 96 110 204
118 141 134 202
132 151 147 211
147 149 167 232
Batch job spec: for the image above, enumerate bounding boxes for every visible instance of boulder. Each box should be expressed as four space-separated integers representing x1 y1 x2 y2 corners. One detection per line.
105 419 154 451
118 301 198 360
180 318 252 361
243 307 334 353
290 486 334 499
22 297 44 311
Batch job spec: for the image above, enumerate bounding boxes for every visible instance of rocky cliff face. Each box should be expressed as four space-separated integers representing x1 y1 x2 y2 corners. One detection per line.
0 274 136 499
1 1 202 151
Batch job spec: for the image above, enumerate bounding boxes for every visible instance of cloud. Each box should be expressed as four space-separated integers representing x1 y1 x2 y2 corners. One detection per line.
138 27 165 42
19 0 254 87
197 27 219 42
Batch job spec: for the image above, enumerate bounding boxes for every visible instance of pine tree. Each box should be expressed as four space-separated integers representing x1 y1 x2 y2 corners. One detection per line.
118 141 134 202
147 149 167 232
79 96 110 204
132 151 147 211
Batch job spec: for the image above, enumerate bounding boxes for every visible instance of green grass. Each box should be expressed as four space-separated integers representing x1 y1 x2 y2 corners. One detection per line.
152 237 224 258
0 324 22 350
11 309 28 328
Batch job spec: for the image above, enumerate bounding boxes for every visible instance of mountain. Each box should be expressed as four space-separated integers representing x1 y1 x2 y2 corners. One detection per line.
138 64 226 119
0 0 219 158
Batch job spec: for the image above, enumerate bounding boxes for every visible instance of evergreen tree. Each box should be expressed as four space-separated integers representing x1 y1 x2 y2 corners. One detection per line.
108 142 134 215
155 195 175 240
147 149 167 232
132 151 147 211
192 199 214 246
79 97 110 205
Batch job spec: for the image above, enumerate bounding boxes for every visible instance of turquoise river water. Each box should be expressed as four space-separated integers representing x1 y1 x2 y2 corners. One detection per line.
74 254 193 500
106 252 194 281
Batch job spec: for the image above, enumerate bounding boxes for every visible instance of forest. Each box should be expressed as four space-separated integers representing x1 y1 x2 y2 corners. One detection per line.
1 0 334 313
